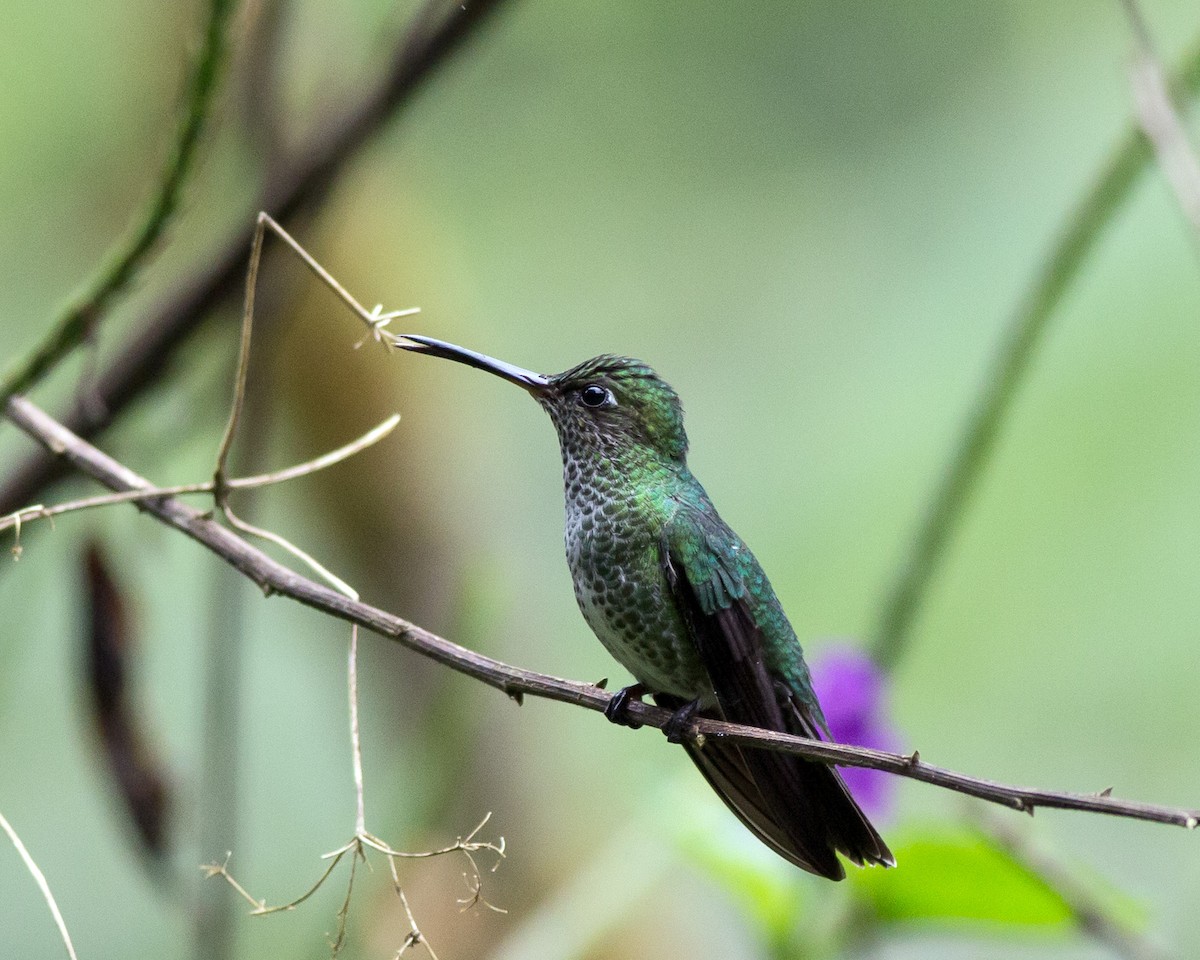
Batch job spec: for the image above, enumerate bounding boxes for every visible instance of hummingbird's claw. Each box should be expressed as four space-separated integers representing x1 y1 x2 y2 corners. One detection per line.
662 698 703 745
603 683 650 729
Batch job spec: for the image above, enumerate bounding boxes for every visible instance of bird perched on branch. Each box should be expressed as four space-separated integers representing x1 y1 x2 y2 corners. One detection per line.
399 334 893 879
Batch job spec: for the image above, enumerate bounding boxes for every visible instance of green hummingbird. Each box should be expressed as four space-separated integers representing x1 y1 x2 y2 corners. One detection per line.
400 334 893 879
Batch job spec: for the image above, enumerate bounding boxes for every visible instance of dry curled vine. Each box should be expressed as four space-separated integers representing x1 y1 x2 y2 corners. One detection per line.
202 813 505 957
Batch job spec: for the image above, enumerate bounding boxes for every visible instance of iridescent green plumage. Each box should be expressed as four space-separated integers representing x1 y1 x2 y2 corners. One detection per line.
401 335 893 879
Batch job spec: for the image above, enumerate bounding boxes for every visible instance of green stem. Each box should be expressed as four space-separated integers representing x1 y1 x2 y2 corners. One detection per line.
870 37 1200 672
0 0 235 406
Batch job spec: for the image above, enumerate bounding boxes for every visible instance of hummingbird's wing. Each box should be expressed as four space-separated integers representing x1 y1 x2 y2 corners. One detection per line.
660 513 893 879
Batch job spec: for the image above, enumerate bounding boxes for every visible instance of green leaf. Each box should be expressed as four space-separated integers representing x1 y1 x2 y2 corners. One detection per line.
852 826 1076 927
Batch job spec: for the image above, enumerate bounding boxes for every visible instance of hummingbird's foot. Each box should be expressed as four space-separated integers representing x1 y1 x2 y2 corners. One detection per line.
603 683 650 729
662 698 703 745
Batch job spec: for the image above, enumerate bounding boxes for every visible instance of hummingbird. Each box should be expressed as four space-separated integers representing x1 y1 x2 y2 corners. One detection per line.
399 334 893 879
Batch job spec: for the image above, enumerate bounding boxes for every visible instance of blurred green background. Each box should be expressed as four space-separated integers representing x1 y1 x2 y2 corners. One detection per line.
1 0 1198 957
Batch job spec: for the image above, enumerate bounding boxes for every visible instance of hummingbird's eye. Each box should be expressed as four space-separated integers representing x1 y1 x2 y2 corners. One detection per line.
580 384 614 408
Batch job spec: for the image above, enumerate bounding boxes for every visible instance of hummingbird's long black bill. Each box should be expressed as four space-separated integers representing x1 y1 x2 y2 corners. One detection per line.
397 334 549 392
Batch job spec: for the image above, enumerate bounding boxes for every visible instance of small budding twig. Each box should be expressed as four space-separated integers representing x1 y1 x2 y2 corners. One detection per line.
193 208 502 957
202 814 505 957
210 212 411 593
241 211 418 349
361 813 507 915
201 855 268 912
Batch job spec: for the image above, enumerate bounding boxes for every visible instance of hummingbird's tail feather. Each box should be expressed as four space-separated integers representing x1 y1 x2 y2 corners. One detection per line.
659 518 893 877
780 698 895 870
658 693 892 879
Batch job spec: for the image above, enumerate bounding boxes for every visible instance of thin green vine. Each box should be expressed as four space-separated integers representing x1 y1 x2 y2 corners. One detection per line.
871 37 1200 670
0 0 235 406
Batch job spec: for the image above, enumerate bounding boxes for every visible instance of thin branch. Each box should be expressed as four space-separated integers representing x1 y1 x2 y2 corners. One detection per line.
870 35 1200 669
205 225 366 590
201 854 266 912
211 211 412 497
1120 0 1200 234
207 208 409 597
220 509 361 611
212 207 265 487
203 818 503 937
363 813 507 916
330 840 361 955
0 809 80 960
0 0 235 408
392 887 440 960
349 625 367 836
251 212 418 338
360 813 505 864
203 848 347 915
0 0 514 519
0 415 399 538
8 394 1198 832
233 415 401 487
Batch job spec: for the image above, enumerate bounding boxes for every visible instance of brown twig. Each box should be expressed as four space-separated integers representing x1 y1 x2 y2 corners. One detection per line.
176 202 466 954
0 415 399 552
393 886 440 960
6 393 1198 833
202 813 503 955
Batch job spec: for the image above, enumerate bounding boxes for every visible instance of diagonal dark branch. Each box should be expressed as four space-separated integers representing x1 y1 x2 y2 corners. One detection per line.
6 392 1199 832
0 0 514 517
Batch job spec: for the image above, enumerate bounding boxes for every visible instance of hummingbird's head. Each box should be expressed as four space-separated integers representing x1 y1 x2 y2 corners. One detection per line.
399 336 688 465
542 354 688 463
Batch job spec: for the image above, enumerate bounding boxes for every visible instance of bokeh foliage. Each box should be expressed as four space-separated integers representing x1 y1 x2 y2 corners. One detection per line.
1 1 1198 958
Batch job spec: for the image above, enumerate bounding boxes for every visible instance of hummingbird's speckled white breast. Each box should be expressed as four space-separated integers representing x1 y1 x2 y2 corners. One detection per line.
561 457 713 700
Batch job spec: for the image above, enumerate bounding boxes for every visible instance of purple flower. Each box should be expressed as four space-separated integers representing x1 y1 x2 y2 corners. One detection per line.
809 645 899 819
